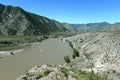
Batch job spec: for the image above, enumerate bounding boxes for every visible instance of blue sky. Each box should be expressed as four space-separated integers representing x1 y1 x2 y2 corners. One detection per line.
0 0 120 24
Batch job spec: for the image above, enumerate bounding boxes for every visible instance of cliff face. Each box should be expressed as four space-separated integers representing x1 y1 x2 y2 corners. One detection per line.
65 32 120 80
0 4 69 36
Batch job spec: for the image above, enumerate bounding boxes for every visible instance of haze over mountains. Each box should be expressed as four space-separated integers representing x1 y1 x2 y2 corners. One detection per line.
0 3 120 36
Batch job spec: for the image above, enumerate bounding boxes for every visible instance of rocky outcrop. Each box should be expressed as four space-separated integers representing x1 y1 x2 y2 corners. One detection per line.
17 64 104 80
64 32 120 80
17 64 77 80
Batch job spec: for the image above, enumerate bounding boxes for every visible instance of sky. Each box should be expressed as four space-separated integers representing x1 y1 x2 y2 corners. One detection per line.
0 0 120 24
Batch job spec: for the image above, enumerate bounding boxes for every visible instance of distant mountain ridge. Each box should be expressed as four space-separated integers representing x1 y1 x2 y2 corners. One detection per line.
71 22 111 32
104 22 120 32
0 3 120 35
64 22 120 32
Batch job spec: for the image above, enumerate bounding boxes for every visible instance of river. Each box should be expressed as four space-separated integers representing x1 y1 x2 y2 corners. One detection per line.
0 38 73 80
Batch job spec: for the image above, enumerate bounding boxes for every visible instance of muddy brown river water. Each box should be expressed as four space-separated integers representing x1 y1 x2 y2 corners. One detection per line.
0 38 72 80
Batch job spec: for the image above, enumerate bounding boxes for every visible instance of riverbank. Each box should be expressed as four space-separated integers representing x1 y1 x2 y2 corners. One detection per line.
0 38 73 80
0 42 41 58
0 35 46 51
0 35 47 58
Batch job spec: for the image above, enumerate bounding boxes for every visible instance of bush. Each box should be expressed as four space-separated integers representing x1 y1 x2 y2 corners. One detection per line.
0 41 13 45
35 75 42 79
44 70 51 76
72 55 76 59
112 70 116 73
68 41 80 59
22 76 27 80
61 68 69 77
73 49 79 59
64 55 71 63
69 41 73 48
107 71 110 74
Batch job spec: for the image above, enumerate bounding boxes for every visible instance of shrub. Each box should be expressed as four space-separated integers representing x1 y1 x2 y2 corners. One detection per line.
112 70 116 73
64 55 71 63
107 71 110 74
61 68 69 77
69 41 73 48
22 76 27 80
72 55 76 59
35 75 42 79
44 70 51 76
74 49 79 57
72 49 79 59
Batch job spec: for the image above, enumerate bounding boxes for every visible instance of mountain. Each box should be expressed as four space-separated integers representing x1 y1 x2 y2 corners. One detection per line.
67 22 120 32
104 22 120 32
62 22 112 33
0 4 120 36
62 23 78 32
70 22 111 32
0 4 69 36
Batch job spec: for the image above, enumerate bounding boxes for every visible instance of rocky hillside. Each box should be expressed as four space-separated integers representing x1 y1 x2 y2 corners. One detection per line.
17 64 104 80
0 4 69 36
64 32 120 80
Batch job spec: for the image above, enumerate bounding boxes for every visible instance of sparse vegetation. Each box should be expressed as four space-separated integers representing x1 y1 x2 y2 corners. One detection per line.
68 41 80 59
84 52 94 71
61 67 69 77
19 64 105 80
0 35 46 50
44 70 51 76
35 75 42 80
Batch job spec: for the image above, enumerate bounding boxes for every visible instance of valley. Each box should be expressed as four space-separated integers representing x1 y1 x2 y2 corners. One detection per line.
0 2 120 80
